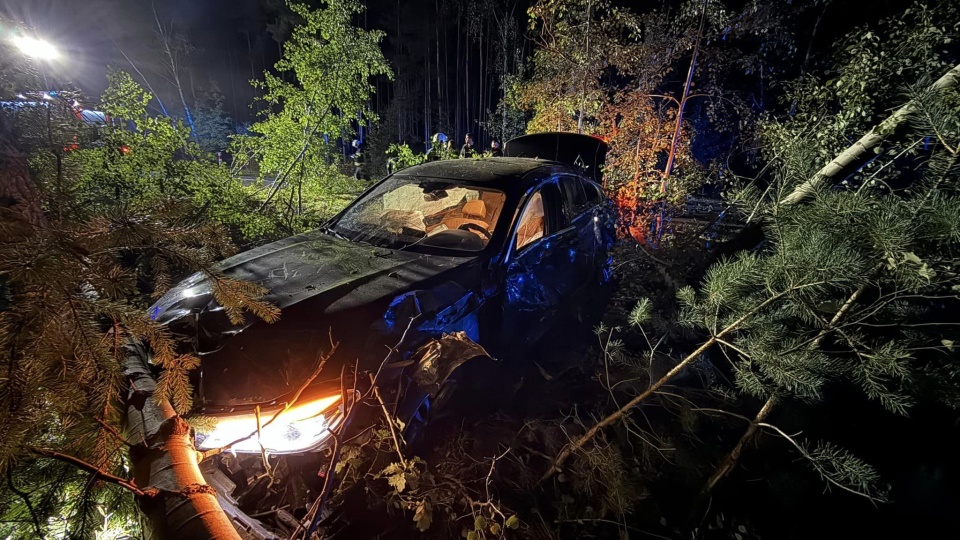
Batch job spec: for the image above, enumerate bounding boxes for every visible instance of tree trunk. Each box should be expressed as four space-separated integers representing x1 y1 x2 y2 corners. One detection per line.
124 345 240 540
577 0 592 134
466 28 471 139
654 0 706 238
455 15 461 138
153 7 197 138
661 3 705 190
780 62 960 205
436 3 443 129
0 139 46 228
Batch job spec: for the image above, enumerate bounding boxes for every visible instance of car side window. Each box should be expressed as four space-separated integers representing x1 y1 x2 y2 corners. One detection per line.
559 175 589 219
581 179 602 205
516 191 546 251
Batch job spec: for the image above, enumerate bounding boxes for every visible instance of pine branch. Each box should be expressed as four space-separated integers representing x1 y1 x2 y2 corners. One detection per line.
756 422 888 503
6 468 42 538
28 447 151 498
543 281 826 481
703 283 869 494
94 418 134 448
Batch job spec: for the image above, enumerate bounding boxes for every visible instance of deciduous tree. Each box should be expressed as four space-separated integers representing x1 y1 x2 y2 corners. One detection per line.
233 0 392 233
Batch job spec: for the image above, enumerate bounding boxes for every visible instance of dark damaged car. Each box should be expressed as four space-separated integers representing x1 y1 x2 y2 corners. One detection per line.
125 133 616 538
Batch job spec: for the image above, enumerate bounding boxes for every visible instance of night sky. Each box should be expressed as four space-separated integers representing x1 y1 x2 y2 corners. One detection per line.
0 0 272 119
0 0 924 141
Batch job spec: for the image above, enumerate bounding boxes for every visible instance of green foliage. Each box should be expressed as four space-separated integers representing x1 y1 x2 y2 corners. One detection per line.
57 70 268 244
628 297 653 327
684 188 960 411
233 0 392 232
801 440 887 498
482 73 529 145
385 143 426 172
100 70 152 121
1 458 140 539
518 0 618 135
0 67 279 538
760 1 960 187
569 436 642 516
665 3 960 500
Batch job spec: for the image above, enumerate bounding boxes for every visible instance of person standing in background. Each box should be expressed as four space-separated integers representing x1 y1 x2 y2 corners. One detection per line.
460 134 477 158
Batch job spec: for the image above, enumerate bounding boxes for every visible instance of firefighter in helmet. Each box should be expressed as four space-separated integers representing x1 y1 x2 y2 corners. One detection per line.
350 139 369 181
426 132 448 161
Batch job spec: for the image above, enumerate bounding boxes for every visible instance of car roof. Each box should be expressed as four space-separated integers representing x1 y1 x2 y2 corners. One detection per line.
392 157 583 193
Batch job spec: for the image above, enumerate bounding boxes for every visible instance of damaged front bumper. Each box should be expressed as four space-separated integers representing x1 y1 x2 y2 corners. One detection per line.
184 332 494 539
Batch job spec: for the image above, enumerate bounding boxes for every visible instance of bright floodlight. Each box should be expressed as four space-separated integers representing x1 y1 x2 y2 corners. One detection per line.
11 36 59 60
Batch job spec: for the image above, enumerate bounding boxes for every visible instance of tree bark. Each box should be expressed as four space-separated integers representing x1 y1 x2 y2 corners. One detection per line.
779 62 960 205
124 345 240 540
153 5 197 138
0 141 46 228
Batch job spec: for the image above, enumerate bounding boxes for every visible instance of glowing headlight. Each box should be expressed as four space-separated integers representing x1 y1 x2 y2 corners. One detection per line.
196 394 342 454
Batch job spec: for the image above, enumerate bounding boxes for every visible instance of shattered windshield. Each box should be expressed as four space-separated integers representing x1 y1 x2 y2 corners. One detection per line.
329 177 507 253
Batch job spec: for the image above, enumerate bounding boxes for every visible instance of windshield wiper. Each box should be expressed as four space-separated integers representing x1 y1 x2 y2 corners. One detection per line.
321 226 349 241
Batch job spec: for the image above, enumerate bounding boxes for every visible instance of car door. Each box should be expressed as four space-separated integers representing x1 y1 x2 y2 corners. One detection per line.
500 180 579 349
580 177 617 281
558 174 597 291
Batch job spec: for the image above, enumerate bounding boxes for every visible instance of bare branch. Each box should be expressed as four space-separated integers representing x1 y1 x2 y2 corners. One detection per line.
29 447 152 498
370 372 408 468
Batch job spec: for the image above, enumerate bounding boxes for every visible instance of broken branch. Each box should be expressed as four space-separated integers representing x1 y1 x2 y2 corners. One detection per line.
542 284 816 481
29 447 151 498
779 62 960 205
370 372 408 468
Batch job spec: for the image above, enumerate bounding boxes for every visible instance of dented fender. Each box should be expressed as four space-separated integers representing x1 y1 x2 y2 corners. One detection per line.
393 332 496 441
408 331 493 395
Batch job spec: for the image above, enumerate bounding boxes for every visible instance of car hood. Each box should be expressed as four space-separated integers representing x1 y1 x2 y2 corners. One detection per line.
152 230 472 328
148 230 481 407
